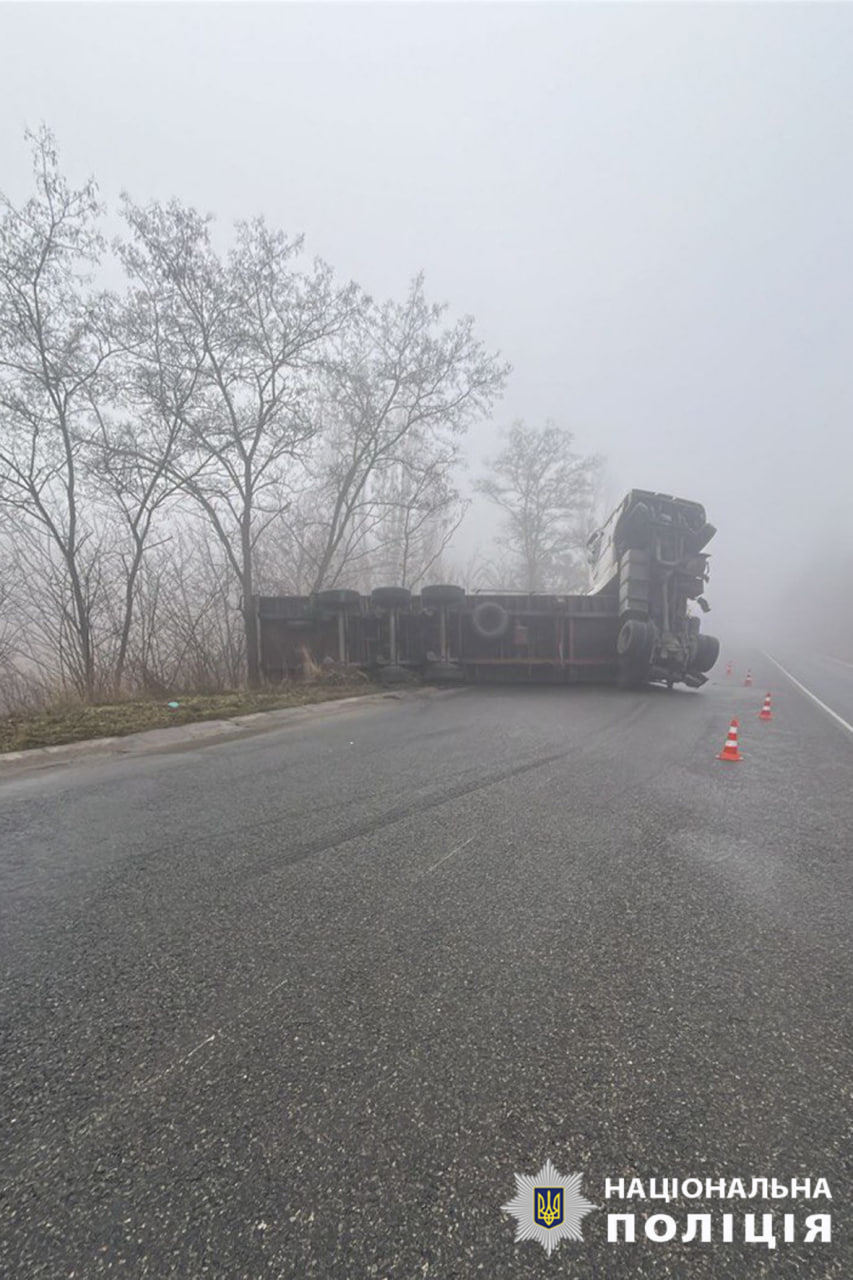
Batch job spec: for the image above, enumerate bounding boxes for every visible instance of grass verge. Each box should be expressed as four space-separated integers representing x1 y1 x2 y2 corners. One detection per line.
0 677 376 754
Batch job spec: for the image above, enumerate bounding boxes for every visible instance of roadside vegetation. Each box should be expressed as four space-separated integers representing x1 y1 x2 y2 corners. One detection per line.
0 670 373 754
0 127 602 728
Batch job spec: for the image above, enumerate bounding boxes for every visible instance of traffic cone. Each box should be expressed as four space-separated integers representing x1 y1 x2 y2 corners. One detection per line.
759 693 773 721
726 661 733 677
743 669 753 687
717 717 743 762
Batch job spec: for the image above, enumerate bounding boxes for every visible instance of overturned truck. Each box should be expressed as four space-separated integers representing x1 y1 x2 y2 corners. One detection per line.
256 490 720 690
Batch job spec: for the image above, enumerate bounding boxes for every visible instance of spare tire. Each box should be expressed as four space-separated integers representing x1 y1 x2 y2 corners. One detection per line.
617 618 655 661
471 600 510 641
316 588 361 609
692 633 720 673
371 585 411 609
421 583 466 607
617 618 656 689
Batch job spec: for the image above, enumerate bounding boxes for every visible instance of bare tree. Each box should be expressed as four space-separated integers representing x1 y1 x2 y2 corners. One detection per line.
476 420 602 593
127 523 245 692
0 131 531 706
572 463 613 591
85 333 191 690
0 128 117 696
118 199 360 685
367 449 468 589
0 521 26 677
290 275 508 592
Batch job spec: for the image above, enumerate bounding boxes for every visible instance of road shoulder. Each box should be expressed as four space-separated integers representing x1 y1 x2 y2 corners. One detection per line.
0 688 439 777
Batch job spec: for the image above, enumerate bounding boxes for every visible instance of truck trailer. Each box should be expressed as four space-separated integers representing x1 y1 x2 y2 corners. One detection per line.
254 490 720 690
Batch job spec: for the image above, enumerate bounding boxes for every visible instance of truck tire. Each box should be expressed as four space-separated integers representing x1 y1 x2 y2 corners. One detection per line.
316 588 361 609
471 600 510 641
370 585 411 609
420 583 466 607
692 633 720 673
617 618 654 660
617 618 655 688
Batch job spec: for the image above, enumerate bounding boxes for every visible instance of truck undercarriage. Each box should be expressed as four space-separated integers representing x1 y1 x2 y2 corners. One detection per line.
255 491 720 690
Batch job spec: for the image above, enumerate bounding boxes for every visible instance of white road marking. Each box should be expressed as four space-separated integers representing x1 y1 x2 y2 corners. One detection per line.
423 835 475 875
763 652 853 738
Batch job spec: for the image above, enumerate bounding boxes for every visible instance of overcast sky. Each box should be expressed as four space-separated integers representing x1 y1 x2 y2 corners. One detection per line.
2 2 851 631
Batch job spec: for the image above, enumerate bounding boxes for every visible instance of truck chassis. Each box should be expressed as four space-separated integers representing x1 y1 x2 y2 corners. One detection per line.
255 491 720 690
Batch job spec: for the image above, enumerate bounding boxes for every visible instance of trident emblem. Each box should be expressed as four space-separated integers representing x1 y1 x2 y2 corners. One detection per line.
503 1160 596 1254
534 1187 563 1228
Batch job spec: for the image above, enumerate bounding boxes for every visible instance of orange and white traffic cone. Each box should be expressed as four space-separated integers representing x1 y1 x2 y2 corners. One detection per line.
759 693 773 721
726 661 733 677
717 717 743 762
743 669 753 687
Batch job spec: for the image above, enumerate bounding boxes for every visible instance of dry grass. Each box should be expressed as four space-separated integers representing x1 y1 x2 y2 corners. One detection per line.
0 673 374 754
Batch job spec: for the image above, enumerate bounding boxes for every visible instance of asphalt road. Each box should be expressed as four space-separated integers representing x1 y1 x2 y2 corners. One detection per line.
764 649 853 732
1 656 851 1279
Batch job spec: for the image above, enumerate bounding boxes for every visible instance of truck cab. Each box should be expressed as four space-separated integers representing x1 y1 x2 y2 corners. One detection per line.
586 490 719 687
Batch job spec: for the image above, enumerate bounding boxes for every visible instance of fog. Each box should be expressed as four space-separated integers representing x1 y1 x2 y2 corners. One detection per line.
2 1 851 646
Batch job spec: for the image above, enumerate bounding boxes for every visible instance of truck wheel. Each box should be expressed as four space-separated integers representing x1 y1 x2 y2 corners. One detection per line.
617 618 655 660
617 619 655 688
471 600 510 640
420 583 466 607
370 586 411 609
316 588 361 609
692 633 720 673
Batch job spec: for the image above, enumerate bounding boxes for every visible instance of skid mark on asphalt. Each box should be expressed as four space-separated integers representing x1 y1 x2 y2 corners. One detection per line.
251 699 652 875
0 695 659 1181
3 825 478 1177
32 696 654 900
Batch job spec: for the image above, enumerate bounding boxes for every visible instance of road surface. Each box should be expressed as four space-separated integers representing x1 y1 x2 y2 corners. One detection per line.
1 655 851 1278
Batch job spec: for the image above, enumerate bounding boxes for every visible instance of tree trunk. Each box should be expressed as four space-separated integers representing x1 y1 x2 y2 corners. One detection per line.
241 510 260 687
67 559 95 699
115 535 145 692
243 597 260 688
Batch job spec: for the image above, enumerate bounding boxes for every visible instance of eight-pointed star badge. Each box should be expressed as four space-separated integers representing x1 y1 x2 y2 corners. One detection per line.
501 1158 597 1256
